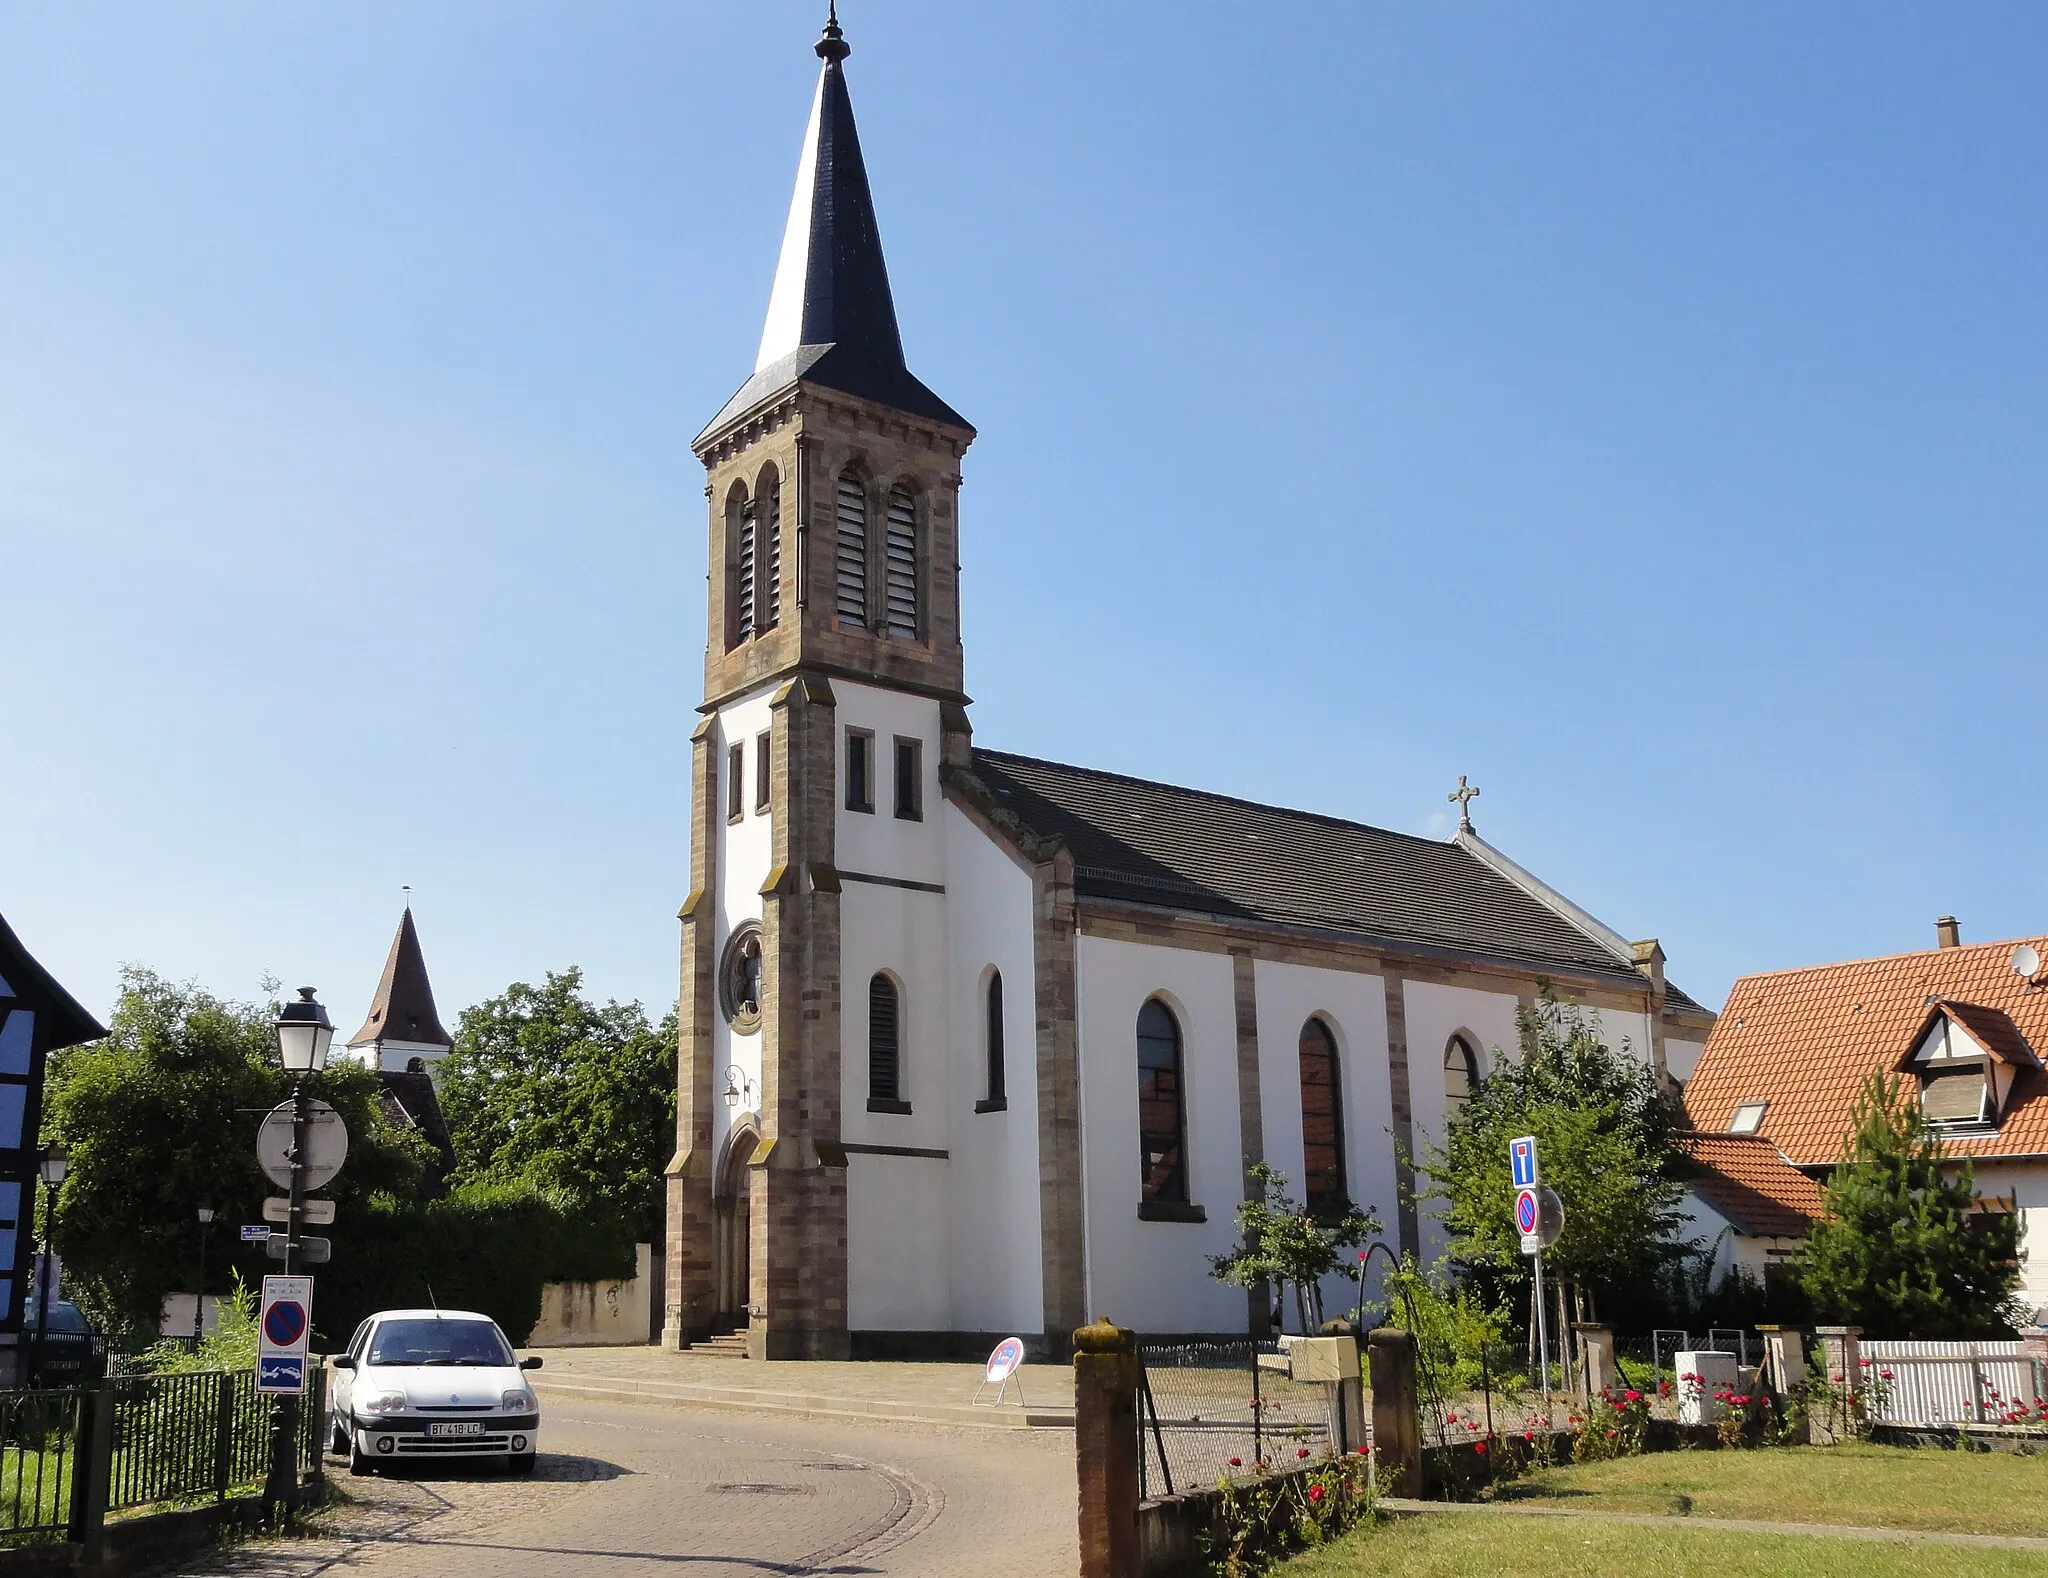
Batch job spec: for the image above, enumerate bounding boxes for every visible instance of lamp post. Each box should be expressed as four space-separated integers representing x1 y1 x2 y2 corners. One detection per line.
192 1207 215 1346
263 987 333 1524
30 1145 67 1388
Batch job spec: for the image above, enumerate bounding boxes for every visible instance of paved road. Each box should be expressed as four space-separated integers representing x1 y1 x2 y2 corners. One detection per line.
177 1397 1078 1578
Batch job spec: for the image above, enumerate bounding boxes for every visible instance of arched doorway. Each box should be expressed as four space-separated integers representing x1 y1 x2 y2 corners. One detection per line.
712 1120 758 1333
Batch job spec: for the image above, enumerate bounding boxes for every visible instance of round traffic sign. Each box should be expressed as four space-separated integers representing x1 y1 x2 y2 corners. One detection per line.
263 1300 308 1347
1514 1188 1540 1235
256 1099 349 1191
986 1337 1025 1385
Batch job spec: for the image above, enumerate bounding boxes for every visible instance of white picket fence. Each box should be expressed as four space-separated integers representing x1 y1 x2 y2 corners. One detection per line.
1861 1340 2039 1425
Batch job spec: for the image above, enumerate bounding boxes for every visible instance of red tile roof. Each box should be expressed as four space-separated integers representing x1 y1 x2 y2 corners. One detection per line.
1676 1133 1826 1239
1684 935 2048 1166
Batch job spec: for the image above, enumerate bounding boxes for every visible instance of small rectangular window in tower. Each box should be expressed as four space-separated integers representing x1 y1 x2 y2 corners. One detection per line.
893 738 922 821
754 732 772 813
734 496 757 642
726 744 744 823
845 729 874 814
883 486 919 639
759 479 781 632
835 472 869 629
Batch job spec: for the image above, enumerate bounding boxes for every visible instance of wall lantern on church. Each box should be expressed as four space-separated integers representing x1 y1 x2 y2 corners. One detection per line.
722 1065 758 1112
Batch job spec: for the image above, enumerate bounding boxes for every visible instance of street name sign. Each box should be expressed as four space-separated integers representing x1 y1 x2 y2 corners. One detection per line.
240 1224 270 1242
263 1197 335 1225
257 1275 313 1395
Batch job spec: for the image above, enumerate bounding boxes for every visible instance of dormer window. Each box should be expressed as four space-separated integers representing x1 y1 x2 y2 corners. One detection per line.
1905 1005 2023 1130
1730 1101 1768 1134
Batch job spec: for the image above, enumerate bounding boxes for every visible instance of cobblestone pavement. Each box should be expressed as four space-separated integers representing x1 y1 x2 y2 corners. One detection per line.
165 1394 1077 1578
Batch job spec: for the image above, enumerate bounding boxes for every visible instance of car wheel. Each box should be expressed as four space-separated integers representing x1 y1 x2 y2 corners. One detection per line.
328 1415 348 1456
347 1423 375 1477
507 1452 536 1475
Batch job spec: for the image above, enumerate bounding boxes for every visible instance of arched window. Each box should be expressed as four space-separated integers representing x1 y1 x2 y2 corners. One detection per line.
1298 1018 1346 1213
758 467 781 632
1136 999 1187 1204
1445 1034 1480 1112
835 470 868 629
868 973 904 1109
983 970 1006 1108
883 484 919 639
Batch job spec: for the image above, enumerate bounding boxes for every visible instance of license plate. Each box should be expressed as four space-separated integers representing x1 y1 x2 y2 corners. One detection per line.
427 1421 485 1438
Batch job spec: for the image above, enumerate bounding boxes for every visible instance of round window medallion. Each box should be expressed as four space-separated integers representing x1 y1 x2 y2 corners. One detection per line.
719 923 765 1032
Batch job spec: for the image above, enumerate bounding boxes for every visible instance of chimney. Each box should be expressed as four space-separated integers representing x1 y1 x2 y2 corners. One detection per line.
1936 916 1962 950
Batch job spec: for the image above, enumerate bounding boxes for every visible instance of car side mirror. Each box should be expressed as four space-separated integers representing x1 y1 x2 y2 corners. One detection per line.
520 1356 543 1371
331 1355 357 1371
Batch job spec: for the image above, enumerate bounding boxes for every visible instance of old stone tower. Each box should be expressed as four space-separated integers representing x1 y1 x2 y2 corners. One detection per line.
666 9 976 1359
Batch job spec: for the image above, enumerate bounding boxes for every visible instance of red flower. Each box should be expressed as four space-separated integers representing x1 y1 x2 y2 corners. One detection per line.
1308 1484 1325 1503
1297 1447 1311 1459
1466 1421 1481 1432
1880 1369 1895 1381
1832 1372 1844 1382
1523 1431 1534 1441
1474 1441 1488 1455
1606 1429 1617 1439
1229 1457 1242 1468
1624 1390 1641 1403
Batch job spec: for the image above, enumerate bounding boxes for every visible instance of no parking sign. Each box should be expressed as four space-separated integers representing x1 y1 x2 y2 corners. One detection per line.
257 1275 313 1395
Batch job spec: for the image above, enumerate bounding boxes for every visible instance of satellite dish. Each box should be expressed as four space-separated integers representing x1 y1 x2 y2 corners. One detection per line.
2012 943 2042 981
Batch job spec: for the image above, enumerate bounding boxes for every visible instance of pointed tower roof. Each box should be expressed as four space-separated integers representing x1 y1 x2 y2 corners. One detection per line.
348 907 453 1051
698 10 970 441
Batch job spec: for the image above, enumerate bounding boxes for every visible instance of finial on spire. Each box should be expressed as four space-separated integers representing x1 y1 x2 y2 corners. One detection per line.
817 2 850 63
1449 775 1481 833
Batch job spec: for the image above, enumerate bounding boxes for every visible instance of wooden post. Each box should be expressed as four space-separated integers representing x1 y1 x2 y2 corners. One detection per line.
1367 1328 1421 1496
1073 1319 1140 1578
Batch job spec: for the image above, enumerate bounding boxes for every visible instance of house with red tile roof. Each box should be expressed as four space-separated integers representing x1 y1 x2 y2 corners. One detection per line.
1674 1132 1826 1286
1683 919 2048 1311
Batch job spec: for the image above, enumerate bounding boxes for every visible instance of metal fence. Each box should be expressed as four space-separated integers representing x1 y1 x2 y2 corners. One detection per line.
0 1369 321 1548
1861 1340 2038 1427
1135 1340 1338 1501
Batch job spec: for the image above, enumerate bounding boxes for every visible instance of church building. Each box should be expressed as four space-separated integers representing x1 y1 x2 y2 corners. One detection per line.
663 13 1715 1360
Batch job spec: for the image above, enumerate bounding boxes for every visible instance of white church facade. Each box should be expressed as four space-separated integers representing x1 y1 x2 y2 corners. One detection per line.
663 14 1715 1360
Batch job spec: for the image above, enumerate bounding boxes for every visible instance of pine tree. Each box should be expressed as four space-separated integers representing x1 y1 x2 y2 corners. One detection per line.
1799 1072 2023 1338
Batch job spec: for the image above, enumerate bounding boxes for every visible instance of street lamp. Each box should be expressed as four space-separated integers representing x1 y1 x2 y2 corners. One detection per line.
264 987 332 1525
31 1144 68 1387
193 1207 215 1346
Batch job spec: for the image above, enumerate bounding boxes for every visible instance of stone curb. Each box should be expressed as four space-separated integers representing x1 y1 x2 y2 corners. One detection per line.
531 1374 1075 1432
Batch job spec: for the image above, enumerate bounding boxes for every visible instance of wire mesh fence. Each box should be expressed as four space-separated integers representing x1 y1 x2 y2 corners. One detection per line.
1136 1340 1338 1500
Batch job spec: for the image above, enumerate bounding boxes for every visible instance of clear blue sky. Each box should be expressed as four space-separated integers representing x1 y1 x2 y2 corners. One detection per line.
5 2 2044 1035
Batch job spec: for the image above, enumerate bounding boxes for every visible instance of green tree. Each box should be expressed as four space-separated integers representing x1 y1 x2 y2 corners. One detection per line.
1422 995 1686 1315
435 970 676 1242
1798 1072 2022 1338
40 969 432 1335
1209 1163 1381 1330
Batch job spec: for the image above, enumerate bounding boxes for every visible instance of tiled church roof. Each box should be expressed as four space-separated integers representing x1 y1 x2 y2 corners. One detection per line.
971 749 1701 1003
348 907 452 1051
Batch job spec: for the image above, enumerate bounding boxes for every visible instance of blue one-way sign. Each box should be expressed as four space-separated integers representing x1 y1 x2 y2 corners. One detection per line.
1510 1135 1540 1189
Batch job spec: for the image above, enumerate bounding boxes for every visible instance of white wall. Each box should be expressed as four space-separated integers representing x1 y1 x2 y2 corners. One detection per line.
941 801 1043 1335
710 685 777 1174
1970 1162 2048 1312
1075 936 1245 1334
1253 960 1394 1329
1400 981 1521 1266
1667 1038 1707 1084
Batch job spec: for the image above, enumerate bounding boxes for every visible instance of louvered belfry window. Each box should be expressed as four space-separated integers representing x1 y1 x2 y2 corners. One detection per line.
884 485 919 639
759 476 780 632
1299 1018 1346 1214
868 973 902 1104
734 494 757 641
836 472 869 629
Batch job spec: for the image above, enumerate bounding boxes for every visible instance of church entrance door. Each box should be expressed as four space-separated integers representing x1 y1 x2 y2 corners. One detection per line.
712 1123 756 1334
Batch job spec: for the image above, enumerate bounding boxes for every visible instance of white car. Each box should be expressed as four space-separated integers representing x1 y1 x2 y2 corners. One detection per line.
327 1308 542 1475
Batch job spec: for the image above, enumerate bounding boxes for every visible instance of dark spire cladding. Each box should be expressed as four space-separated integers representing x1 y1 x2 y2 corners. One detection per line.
698 13 969 440
348 907 452 1051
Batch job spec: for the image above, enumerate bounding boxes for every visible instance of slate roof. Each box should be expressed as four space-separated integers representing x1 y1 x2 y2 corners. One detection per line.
348 908 452 1051
1676 1132 1825 1239
698 15 969 441
0 911 105 1050
1683 934 2048 1165
969 749 1700 1002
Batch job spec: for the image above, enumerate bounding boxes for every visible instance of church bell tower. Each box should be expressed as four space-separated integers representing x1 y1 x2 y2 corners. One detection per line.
665 9 975 1359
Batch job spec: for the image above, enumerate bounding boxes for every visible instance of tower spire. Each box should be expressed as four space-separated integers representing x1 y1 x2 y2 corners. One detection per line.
697 10 968 441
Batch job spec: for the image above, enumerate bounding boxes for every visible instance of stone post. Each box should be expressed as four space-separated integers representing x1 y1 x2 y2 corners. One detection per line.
1073 1319 1140 1578
1574 1323 1615 1399
1756 1326 1807 1399
2019 1327 2048 1409
1367 1328 1421 1497
1812 1326 1863 1445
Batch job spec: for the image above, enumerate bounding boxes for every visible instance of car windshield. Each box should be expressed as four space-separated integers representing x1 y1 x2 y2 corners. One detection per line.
24 1302 91 1334
367 1318 513 1367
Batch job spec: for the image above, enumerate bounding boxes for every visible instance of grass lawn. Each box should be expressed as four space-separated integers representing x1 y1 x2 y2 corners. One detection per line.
1282 1515 2048 1577
1482 1444 2048 1538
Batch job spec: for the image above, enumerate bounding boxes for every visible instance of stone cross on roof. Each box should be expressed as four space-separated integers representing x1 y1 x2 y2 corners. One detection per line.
1449 775 1481 833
